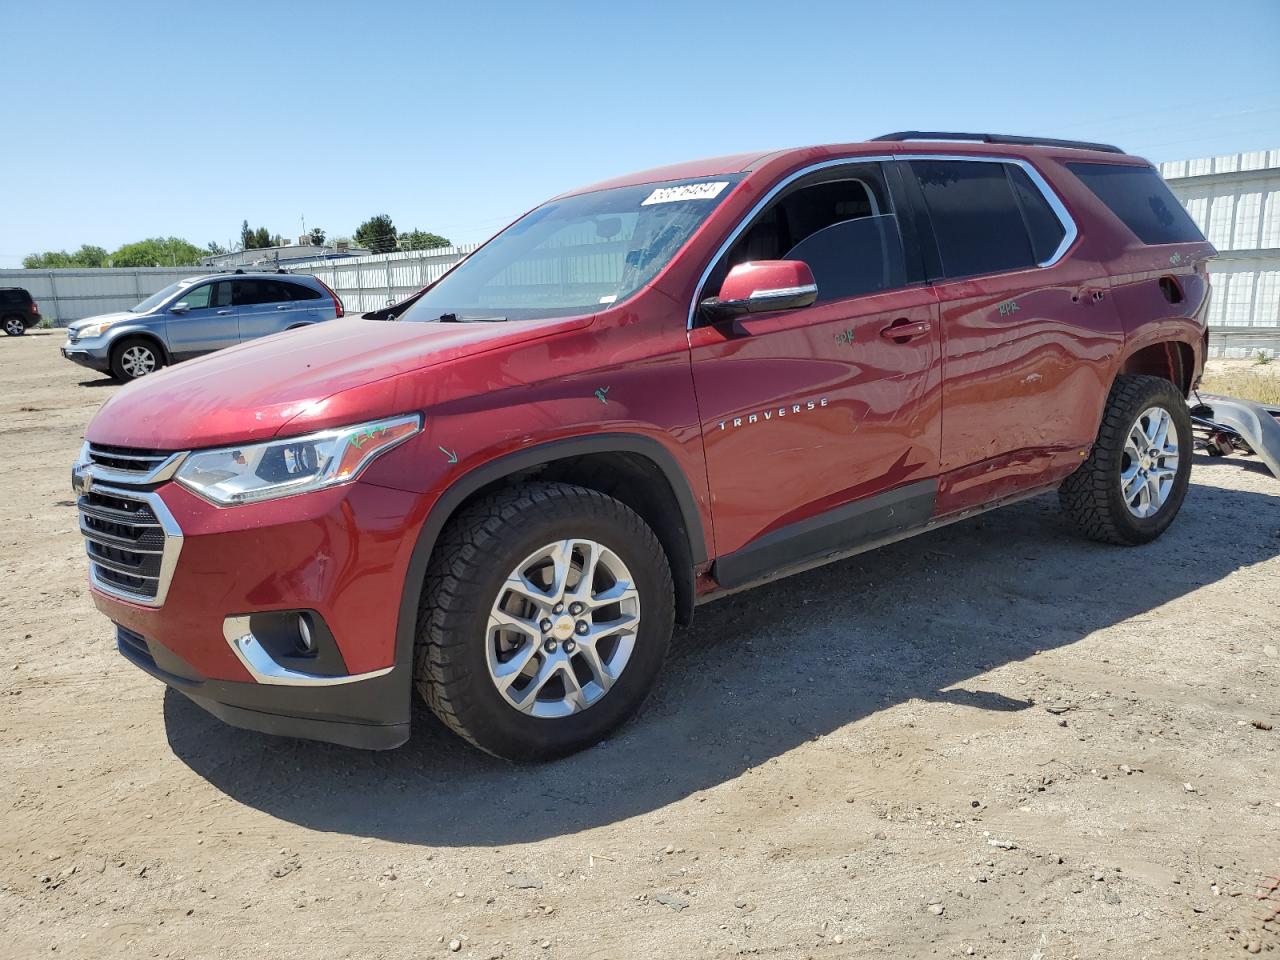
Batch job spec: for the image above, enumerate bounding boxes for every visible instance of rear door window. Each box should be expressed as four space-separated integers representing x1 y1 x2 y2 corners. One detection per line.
233 280 294 306
908 160 1042 278
1067 161 1206 245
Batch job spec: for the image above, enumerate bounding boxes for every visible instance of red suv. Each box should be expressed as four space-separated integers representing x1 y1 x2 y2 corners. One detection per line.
74 132 1213 760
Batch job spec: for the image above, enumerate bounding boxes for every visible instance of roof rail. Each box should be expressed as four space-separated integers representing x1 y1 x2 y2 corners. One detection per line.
872 131 1124 155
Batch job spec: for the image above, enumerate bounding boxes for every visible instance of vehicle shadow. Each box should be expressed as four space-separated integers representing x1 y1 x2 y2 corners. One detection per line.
164 475 1279 846
77 378 116 388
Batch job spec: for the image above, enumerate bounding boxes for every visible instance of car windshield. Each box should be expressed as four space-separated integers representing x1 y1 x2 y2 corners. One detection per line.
402 176 742 322
131 281 191 313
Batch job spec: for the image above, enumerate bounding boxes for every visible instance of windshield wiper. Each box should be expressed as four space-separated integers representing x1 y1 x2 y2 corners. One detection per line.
436 313 507 323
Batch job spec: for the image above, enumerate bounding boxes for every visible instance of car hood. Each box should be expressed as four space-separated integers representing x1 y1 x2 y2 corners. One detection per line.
85 316 589 450
68 311 137 333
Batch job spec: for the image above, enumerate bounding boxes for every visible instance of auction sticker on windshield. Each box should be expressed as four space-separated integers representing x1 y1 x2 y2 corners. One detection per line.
641 181 730 205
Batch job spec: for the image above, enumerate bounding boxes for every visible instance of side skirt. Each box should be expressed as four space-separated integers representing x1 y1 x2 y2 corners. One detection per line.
700 478 1059 604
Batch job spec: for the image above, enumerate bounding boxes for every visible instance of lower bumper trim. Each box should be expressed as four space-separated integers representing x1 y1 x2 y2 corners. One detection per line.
115 625 411 751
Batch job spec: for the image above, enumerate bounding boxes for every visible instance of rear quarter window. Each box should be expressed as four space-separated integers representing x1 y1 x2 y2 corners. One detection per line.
1067 162 1206 245
286 283 323 301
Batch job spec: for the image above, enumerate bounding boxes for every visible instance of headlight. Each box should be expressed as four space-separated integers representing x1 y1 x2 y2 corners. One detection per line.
174 414 421 505
77 319 118 338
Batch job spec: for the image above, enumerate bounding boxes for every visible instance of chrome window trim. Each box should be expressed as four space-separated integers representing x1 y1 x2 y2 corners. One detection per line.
81 483 184 608
222 616 394 687
686 156 895 329
686 153 1078 329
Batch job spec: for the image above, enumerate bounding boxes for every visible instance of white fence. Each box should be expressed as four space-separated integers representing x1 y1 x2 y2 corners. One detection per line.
0 245 478 324
284 243 479 314
0 266 212 324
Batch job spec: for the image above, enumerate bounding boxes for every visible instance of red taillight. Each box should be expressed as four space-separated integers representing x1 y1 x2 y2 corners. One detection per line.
315 279 344 318
31 301 39 314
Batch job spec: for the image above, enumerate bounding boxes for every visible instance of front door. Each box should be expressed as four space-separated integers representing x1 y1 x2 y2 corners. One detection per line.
164 280 236 359
688 161 942 585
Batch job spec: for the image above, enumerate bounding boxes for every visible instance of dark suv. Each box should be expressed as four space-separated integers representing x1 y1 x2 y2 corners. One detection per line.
1 287 41 336
73 132 1213 760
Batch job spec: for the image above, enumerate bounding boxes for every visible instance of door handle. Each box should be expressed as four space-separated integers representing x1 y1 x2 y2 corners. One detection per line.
880 319 932 343
216 310 233 315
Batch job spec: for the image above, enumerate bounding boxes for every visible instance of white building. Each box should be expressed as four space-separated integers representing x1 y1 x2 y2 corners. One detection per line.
1158 148 1280 357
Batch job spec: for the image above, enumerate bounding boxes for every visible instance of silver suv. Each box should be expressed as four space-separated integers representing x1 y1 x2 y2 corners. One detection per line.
61 272 345 382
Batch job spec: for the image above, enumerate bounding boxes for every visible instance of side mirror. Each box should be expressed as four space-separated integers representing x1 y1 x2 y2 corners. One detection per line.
170 301 190 314
699 260 817 321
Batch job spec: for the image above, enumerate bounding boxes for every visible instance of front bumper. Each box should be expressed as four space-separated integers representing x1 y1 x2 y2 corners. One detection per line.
61 338 112 372
88 479 430 749
116 623 409 749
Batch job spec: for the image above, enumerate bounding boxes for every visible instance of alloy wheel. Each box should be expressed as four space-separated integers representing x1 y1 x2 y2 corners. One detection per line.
4 318 24 336
485 538 640 718
1120 405 1179 518
121 345 157 378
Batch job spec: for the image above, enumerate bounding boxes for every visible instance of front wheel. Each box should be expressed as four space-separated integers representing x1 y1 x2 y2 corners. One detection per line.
3 316 25 336
110 337 162 382
1059 374 1192 545
415 482 674 761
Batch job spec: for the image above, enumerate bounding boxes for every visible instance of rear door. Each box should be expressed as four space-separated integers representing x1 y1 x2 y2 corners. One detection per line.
689 160 942 582
902 156 1124 514
281 280 330 324
163 281 237 358
233 279 302 342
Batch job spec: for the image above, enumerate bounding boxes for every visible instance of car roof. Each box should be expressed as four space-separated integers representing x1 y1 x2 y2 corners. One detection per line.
556 139 1147 197
181 272 317 284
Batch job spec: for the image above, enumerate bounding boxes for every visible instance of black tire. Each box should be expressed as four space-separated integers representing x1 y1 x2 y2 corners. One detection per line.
1059 374 1193 545
415 481 675 761
2 315 26 336
109 337 163 382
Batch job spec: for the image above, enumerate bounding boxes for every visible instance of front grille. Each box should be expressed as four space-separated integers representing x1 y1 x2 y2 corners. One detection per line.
86 443 173 477
77 482 182 606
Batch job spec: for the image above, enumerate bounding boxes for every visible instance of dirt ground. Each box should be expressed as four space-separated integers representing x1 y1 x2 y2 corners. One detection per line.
1 332 1277 960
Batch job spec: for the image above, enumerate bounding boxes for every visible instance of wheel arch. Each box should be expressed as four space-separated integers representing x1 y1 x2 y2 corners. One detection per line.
110 329 171 366
1117 337 1196 397
392 433 708 685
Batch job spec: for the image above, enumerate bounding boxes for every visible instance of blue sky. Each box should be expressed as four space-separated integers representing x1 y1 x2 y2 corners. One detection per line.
2 0 1278 265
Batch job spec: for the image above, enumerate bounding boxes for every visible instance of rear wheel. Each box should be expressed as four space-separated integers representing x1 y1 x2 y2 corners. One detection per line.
3 316 25 336
110 337 162 381
1059 374 1192 545
415 482 674 761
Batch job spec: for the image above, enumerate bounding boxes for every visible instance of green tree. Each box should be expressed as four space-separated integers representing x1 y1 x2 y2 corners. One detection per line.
23 244 109 268
252 226 272 249
205 241 228 256
110 237 206 267
309 227 326 246
399 229 451 251
355 214 397 254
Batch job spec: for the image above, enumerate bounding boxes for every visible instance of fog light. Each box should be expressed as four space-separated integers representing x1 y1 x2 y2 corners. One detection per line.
297 614 315 653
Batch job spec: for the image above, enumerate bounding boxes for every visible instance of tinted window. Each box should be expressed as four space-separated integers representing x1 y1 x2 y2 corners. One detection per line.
702 168 907 311
911 160 1037 278
212 281 233 307
179 284 212 309
1007 166 1067 263
784 215 907 303
233 280 294 306
285 282 322 301
0 289 28 304
1068 162 1206 245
